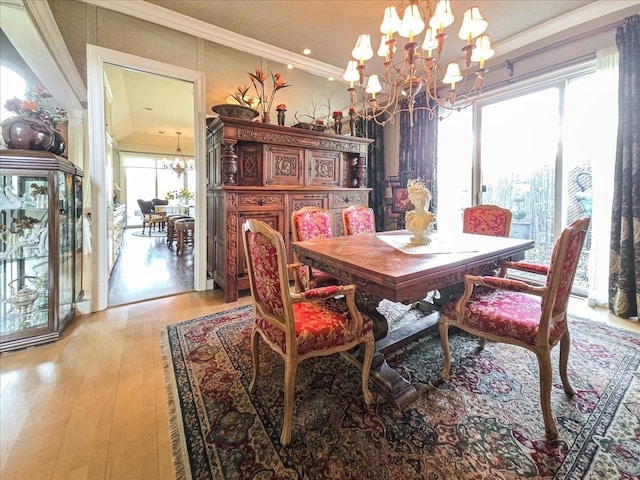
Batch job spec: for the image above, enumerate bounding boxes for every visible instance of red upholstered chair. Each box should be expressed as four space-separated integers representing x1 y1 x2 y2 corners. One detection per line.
291 207 338 291
342 204 376 236
439 217 590 440
463 204 513 237
242 219 375 446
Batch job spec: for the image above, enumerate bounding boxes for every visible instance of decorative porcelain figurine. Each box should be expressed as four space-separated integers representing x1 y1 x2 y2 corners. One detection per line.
1 186 23 209
0 224 48 259
405 179 437 245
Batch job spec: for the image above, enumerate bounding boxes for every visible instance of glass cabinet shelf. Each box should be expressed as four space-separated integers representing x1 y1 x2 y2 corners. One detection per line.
1 149 83 352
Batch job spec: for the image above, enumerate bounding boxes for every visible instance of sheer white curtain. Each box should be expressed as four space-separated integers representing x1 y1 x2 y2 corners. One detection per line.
588 47 618 306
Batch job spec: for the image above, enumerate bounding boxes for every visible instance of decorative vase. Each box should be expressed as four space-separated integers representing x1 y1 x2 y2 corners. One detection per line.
1 116 56 151
211 104 259 121
50 130 66 156
405 180 437 245
348 109 356 136
333 111 343 134
262 112 271 124
277 109 286 126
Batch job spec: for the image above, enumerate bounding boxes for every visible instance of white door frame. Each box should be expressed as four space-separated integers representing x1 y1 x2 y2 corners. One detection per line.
87 44 207 311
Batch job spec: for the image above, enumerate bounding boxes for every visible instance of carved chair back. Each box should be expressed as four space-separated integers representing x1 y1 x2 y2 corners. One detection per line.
342 205 376 236
463 204 513 237
291 207 336 291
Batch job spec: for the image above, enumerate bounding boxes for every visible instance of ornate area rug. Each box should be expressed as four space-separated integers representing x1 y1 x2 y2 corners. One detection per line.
161 304 640 479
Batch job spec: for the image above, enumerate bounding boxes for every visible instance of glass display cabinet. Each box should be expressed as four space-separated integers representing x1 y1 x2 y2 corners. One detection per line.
0 150 83 352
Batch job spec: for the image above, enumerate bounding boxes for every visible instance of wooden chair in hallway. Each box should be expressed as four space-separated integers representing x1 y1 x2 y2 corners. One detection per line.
137 199 167 234
167 214 191 249
175 217 195 255
439 217 591 440
242 218 375 446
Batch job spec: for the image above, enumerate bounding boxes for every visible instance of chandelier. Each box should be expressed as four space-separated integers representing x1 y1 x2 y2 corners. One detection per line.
343 0 495 126
163 132 194 178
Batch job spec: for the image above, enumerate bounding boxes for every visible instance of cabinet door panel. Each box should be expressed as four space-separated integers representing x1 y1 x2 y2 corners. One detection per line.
264 145 304 186
306 150 341 187
236 210 285 280
237 143 262 186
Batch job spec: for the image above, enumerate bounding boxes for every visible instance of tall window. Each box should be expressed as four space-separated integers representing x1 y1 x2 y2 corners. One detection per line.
120 153 195 226
437 61 617 298
0 64 26 122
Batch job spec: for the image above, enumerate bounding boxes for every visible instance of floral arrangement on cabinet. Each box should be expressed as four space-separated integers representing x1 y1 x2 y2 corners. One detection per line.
3 85 68 128
248 67 290 123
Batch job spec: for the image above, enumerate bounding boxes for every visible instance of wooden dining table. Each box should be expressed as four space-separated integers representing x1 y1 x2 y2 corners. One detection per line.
292 230 534 408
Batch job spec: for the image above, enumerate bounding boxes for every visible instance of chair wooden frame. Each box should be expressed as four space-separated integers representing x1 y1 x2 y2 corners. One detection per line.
440 217 590 440
137 198 167 234
462 204 513 237
242 219 375 446
342 204 376 236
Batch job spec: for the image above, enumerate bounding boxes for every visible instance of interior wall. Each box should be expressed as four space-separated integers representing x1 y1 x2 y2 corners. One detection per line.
47 0 352 119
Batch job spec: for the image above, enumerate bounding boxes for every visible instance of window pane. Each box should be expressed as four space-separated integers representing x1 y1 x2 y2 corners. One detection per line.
480 88 560 278
0 65 26 122
435 107 473 235
125 167 156 226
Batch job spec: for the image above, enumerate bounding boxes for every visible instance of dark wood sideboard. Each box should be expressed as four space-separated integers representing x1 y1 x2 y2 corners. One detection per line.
206 116 374 302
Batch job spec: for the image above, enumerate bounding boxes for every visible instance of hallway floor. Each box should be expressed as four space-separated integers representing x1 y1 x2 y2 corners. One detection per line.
107 228 194 306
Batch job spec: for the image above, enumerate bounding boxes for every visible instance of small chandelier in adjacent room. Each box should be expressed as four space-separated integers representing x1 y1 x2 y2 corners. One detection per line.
163 132 194 178
344 0 494 126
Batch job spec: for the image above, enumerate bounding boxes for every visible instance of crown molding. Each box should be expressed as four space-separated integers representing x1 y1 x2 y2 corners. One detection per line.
22 0 86 106
493 0 638 56
78 0 344 81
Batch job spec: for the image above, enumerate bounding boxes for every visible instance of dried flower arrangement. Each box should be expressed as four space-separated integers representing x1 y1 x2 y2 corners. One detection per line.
248 67 290 120
4 85 67 127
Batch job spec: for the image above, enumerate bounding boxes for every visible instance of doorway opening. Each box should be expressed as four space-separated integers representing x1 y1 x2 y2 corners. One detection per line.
87 45 207 312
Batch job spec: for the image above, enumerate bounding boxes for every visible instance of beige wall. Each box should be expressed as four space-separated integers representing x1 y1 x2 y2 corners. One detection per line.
47 0 352 119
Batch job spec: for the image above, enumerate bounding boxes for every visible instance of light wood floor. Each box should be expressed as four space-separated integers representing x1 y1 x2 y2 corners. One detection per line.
0 292 638 480
108 228 194 307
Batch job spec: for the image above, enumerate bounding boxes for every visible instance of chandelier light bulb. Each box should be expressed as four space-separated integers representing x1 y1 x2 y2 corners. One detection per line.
365 75 383 95
343 60 360 84
458 6 488 41
470 34 495 68
377 34 396 58
380 6 401 36
352 34 374 62
429 0 454 31
421 27 439 56
443 62 463 87
397 4 425 40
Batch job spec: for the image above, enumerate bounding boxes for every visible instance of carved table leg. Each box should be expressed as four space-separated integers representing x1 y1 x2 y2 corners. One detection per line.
351 290 418 409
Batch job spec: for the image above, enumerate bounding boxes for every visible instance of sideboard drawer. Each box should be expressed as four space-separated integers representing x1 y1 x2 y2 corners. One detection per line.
237 193 286 210
328 191 369 209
